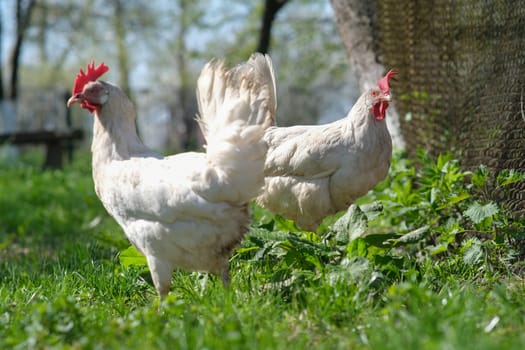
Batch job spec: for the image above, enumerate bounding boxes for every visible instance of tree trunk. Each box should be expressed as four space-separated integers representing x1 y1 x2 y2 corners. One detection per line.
111 0 141 137
0 3 4 100
36 1 48 63
167 0 198 151
1 0 36 159
256 0 289 54
331 0 404 149
8 0 36 100
112 0 131 98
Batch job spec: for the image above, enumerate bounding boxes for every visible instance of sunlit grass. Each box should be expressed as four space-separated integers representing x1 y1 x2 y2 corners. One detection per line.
0 151 524 349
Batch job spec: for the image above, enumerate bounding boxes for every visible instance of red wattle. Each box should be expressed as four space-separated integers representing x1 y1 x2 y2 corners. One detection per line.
373 102 388 120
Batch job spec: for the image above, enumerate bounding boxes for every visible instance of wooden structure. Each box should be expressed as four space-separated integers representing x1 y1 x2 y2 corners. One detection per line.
0 129 84 169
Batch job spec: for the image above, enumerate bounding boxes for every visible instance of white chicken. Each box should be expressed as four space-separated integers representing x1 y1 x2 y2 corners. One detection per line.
256 70 397 231
67 54 276 298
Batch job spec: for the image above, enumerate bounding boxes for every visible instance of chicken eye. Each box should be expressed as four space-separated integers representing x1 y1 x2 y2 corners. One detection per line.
371 90 379 97
86 85 101 95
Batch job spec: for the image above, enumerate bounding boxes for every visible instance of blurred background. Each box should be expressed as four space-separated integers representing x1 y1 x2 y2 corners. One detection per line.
0 0 360 153
0 0 523 213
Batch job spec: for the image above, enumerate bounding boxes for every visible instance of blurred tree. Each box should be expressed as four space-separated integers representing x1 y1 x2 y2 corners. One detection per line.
0 3 4 100
201 0 352 127
112 0 131 99
7 0 36 100
257 0 289 53
23 1 94 81
331 0 380 92
0 0 35 158
1 0 35 147
34 0 47 63
169 0 203 151
331 0 404 148
1 0 357 153
270 1 353 126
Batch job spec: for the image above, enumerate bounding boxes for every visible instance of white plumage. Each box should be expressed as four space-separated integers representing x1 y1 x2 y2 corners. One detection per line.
67 54 276 298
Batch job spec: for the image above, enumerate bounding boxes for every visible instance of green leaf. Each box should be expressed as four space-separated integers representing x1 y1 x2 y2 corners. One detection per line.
430 187 440 204
274 215 303 232
462 238 484 266
332 205 368 244
362 233 400 248
360 201 384 220
235 246 259 255
497 169 525 187
437 192 470 210
119 246 148 267
472 165 489 188
464 202 499 224
347 238 368 257
428 244 448 255
286 234 331 259
386 225 430 247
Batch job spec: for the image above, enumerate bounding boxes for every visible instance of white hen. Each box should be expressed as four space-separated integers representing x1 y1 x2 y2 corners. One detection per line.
67 54 276 298
257 70 396 231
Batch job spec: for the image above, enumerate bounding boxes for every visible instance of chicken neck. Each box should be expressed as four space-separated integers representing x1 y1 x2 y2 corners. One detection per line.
344 91 391 153
91 98 150 170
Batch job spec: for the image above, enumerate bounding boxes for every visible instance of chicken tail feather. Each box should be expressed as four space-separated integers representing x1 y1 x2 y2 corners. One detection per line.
195 53 277 203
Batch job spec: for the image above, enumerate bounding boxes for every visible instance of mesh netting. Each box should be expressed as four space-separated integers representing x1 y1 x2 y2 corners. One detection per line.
376 0 525 215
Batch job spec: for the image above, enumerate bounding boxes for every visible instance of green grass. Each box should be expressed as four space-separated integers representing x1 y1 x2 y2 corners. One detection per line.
0 151 524 349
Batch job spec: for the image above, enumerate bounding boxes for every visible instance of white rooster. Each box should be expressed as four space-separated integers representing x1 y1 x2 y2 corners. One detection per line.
256 70 397 231
67 54 276 298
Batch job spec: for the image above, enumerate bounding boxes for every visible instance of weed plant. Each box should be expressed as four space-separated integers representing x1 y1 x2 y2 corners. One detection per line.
0 150 524 349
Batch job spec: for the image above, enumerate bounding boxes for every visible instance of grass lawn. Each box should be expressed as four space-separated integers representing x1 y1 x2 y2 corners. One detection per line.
1 151 524 349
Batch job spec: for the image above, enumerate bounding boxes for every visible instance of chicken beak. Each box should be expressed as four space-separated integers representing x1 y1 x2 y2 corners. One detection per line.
66 93 84 107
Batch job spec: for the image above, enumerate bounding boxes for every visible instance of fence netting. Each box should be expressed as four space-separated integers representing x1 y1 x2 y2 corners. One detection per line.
375 0 525 215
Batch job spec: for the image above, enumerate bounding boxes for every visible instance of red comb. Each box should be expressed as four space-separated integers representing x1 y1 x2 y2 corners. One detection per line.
72 61 109 95
377 69 398 94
